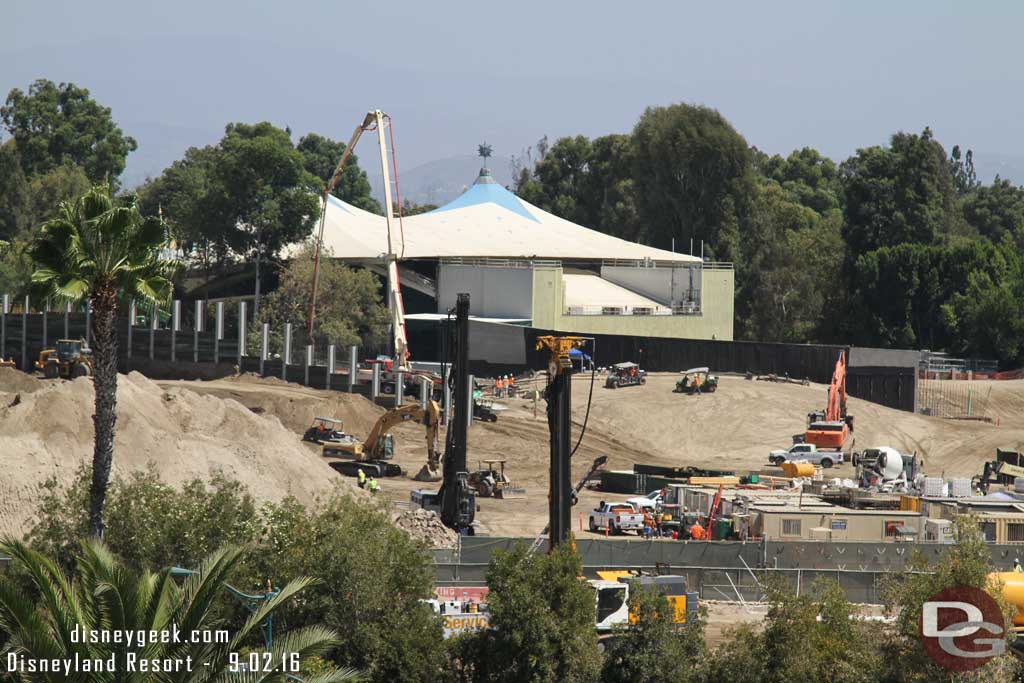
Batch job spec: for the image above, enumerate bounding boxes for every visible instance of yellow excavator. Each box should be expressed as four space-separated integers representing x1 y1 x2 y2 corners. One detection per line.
323 400 442 480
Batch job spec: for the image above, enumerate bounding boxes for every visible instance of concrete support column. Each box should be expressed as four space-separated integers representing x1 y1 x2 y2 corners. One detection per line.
466 373 475 430
327 345 336 390
371 363 381 401
171 299 180 362
127 300 135 359
419 376 430 410
41 298 47 351
214 301 224 364
237 301 247 366
394 371 404 407
64 301 70 339
282 322 292 381
347 346 358 392
260 323 269 376
304 344 312 386
194 300 203 363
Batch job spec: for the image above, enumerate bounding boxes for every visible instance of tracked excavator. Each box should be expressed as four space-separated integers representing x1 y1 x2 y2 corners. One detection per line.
323 400 442 479
804 351 854 450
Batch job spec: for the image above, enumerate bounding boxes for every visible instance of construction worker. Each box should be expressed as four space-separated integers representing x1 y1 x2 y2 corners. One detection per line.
689 521 705 540
693 373 702 395
508 374 516 397
496 376 505 398
493 376 502 397
367 476 380 494
1015 558 1023 573
357 468 367 489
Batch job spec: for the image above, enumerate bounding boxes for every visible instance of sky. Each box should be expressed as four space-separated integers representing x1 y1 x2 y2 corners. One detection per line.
4 0 1024 187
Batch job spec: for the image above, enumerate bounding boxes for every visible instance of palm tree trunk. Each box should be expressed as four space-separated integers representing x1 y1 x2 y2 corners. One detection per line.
88 283 118 538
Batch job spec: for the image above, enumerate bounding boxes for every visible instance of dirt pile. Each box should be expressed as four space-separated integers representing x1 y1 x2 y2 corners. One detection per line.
393 507 459 548
0 367 44 395
0 371 346 537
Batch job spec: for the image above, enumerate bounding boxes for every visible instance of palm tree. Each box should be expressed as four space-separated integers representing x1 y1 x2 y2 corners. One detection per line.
0 539 361 682
28 185 178 538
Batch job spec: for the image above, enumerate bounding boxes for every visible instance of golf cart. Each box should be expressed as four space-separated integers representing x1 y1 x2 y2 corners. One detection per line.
605 362 646 389
302 417 348 444
675 367 717 393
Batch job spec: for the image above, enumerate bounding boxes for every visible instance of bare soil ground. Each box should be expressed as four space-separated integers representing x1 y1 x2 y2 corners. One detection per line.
155 372 1024 537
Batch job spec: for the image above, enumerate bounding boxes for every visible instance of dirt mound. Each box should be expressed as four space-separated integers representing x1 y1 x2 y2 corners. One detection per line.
0 371 347 537
159 377 385 438
0 367 44 394
393 507 458 548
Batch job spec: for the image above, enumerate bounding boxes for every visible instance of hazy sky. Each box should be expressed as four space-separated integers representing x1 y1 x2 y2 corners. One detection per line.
5 1 1023 185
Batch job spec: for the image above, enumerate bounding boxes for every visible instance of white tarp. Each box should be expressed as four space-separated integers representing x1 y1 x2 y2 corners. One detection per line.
313 171 698 264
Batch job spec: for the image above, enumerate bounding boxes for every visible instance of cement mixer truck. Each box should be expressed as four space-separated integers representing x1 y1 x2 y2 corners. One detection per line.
854 447 921 492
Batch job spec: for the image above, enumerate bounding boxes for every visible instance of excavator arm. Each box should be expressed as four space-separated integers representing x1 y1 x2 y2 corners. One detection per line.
363 401 442 474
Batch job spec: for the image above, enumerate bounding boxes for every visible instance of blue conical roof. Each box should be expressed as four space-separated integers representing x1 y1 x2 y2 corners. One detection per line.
428 168 539 222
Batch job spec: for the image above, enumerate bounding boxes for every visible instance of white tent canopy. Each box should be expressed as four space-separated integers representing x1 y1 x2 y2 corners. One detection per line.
312 169 698 264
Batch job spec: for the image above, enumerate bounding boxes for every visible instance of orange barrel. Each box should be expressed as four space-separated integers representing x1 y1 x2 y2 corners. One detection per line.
781 462 815 478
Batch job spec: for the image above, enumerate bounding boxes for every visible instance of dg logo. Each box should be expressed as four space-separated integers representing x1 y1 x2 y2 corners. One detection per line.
920 585 1005 671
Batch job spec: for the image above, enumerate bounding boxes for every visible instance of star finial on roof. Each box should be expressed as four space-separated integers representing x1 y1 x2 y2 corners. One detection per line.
477 142 493 167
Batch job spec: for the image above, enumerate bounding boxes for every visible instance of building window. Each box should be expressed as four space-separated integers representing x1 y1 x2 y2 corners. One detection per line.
1007 523 1024 542
981 522 996 542
782 519 802 536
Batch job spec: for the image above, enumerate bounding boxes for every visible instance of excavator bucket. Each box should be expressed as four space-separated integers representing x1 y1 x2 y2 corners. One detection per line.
412 464 442 482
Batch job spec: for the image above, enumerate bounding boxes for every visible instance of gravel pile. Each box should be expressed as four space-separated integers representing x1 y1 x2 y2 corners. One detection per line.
393 507 459 548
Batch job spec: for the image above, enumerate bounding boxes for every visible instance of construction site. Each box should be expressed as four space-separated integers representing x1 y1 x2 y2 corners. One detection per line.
5 108 1024 658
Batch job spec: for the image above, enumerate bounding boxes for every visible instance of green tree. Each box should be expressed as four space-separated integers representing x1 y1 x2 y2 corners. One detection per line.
206 122 319 317
28 185 177 537
949 144 980 195
942 236 1024 367
700 579 883 683
137 145 226 298
1 79 137 184
0 140 31 240
297 132 382 214
738 182 843 342
600 586 705 683
754 146 842 215
631 103 754 260
840 127 957 259
961 177 1024 248
400 199 438 216
880 515 1022 682
472 542 601 683
0 539 358 683
253 241 388 351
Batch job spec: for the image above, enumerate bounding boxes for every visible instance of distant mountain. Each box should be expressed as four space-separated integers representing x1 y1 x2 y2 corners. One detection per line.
973 152 1024 186
365 154 515 207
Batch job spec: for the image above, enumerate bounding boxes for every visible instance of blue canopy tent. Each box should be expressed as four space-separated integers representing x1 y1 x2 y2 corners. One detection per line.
569 347 593 370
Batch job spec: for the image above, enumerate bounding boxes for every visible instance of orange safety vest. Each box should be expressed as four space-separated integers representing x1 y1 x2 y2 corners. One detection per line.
690 523 704 540
496 378 504 390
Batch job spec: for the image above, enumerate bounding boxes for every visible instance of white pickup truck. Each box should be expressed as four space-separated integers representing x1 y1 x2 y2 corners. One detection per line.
589 502 645 534
769 443 844 468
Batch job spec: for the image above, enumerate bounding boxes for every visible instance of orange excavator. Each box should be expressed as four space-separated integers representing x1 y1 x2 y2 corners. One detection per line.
804 351 854 450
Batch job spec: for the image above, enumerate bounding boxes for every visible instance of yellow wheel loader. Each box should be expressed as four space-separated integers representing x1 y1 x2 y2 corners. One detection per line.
35 339 92 379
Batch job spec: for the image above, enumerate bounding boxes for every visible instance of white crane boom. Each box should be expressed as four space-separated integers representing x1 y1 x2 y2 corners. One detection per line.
306 109 409 370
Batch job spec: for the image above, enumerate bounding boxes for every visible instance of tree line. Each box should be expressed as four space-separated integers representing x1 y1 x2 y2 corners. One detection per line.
514 108 1024 367
4 79 1024 365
